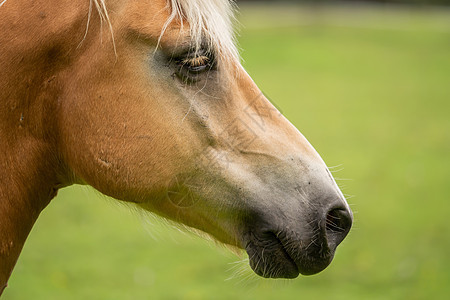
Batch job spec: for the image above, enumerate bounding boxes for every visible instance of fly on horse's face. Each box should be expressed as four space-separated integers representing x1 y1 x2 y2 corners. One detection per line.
0 0 352 287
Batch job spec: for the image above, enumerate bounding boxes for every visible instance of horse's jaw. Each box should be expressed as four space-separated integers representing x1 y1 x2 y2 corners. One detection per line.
136 154 352 279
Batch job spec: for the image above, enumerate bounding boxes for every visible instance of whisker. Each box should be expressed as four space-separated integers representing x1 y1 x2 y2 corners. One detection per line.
328 164 344 170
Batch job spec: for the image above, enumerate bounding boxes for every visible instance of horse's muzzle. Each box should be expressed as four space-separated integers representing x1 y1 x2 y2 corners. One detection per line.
243 203 352 278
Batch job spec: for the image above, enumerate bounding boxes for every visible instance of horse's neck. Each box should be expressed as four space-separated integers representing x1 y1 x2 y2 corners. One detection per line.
0 0 102 294
0 138 62 294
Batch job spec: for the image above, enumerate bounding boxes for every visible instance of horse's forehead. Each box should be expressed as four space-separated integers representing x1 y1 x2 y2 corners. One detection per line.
118 0 190 54
121 0 174 37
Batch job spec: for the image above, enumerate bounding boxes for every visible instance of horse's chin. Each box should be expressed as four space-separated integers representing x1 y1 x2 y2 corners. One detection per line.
245 234 300 279
243 230 335 279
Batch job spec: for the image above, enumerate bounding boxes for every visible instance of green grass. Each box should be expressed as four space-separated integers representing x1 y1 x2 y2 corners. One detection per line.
4 4 450 300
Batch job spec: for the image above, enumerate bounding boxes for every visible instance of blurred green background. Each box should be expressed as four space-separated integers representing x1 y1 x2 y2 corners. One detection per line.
3 2 450 300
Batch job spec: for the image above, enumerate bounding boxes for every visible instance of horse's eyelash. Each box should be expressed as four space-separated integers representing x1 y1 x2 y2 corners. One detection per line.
180 55 210 67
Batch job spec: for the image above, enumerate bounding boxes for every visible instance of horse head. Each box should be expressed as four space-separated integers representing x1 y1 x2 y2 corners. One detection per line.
0 0 352 285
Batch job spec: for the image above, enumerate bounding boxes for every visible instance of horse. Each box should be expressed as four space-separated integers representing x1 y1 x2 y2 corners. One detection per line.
0 0 352 293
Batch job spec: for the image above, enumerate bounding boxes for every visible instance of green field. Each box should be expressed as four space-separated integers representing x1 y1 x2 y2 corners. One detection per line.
3 4 450 300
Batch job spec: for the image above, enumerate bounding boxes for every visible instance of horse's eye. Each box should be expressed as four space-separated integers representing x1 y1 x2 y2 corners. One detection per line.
173 51 215 83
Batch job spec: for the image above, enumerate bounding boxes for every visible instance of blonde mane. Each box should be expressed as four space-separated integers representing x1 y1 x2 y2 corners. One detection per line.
163 0 239 62
92 0 239 62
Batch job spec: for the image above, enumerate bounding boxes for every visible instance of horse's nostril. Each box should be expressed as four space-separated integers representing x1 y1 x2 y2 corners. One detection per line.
326 209 349 233
325 207 352 249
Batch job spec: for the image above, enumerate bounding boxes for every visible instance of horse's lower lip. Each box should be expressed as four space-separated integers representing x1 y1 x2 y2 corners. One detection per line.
244 230 334 278
244 231 300 279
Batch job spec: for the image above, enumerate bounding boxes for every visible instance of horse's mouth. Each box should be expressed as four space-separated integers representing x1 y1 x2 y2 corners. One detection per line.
243 230 334 278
